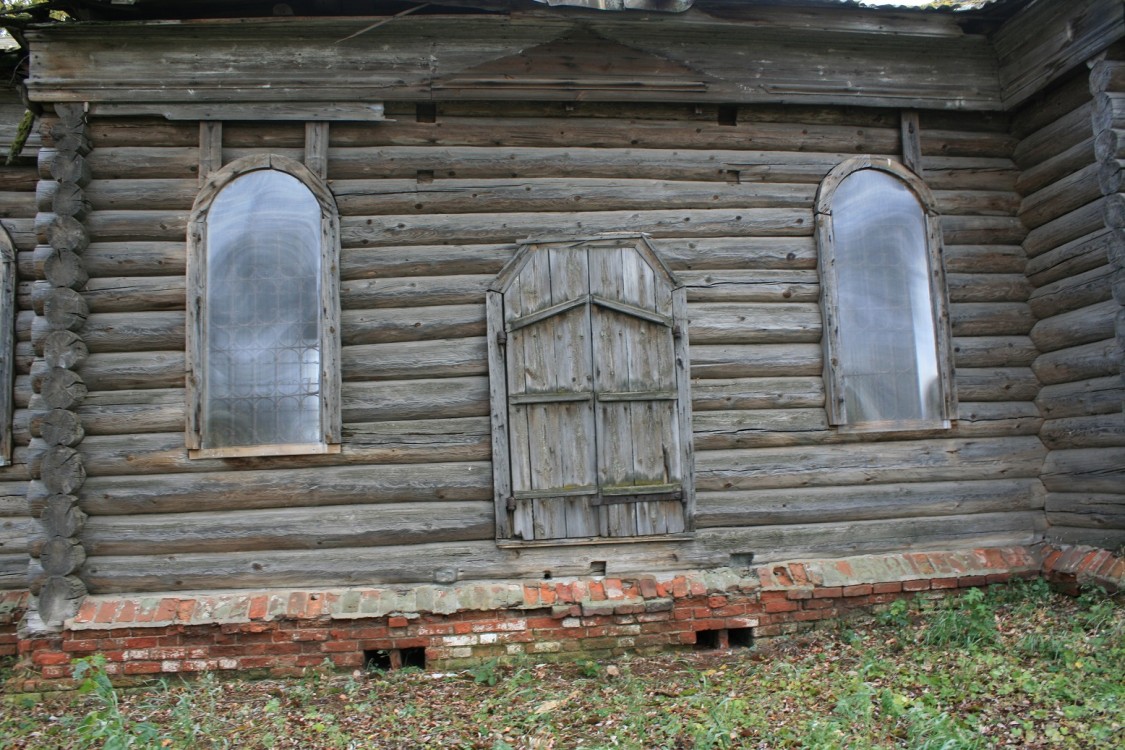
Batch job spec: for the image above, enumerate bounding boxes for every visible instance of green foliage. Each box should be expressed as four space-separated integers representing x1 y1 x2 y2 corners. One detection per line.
71 655 162 750
468 657 501 686
877 597 912 629
921 586 997 649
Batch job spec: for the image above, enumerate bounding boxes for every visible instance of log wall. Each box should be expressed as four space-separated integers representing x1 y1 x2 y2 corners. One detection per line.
8 100 1048 595
1020 59 1125 550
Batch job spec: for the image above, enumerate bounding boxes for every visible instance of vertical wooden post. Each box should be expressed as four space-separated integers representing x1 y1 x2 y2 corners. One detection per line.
305 121 329 180
199 121 223 184
901 110 923 176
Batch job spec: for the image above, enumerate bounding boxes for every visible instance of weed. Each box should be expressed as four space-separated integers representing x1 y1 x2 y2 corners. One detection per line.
921 587 996 650
469 657 502 686
878 597 912 629
72 655 163 750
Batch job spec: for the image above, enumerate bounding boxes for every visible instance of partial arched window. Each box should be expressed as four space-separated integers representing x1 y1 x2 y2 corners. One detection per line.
816 156 955 431
186 155 341 458
0 226 15 466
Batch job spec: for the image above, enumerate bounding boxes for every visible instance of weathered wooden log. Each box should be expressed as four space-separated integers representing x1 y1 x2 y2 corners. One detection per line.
1036 375 1124 420
35 409 84 447
690 343 821 378
1026 228 1115 286
37 444 85 494
946 273 1030 304
2 217 37 252
954 367 1039 402
38 367 87 410
1089 59 1125 96
1040 412 1125 450
1091 92 1125 135
41 494 86 539
680 270 819 303
690 376 823 411
83 210 188 243
82 179 197 211
1015 137 1096 196
84 146 201 179
42 287 88 331
1046 527 1125 549
943 244 1026 274
49 151 92 186
1094 127 1125 162
0 555 27 589
1033 338 1123 385
1114 266 1125 305
335 274 486 310
342 338 487 381
77 242 186 278
40 536 85 576
1013 101 1093 169
1103 192 1125 229
695 436 1045 492
86 118 198 149
1029 298 1119 352
46 122 92 156
1011 70 1092 140
918 129 1016 159
342 377 490 422
695 478 1041 528
1028 263 1112 319
950 302 1034 337
37 350 184 391
80 276 185 313
36 245 89 290
40 329 88 370
1097 158 1125 194
54 103 86 129
51 183 91 221
340 208 814 248
1041 447 1125 494
0 190 38 219
939 215 1026 246
44 214 89 253
79 460 493 516
951 336 1037 368
37 574 86 625
341 305 484 346
922 156 1018 192
1024 198 1107 259
1044 493 1125 530
80 501 494 556
1018 162 1101 230
688 303 820 345
33 311 184 354
332 177 816 215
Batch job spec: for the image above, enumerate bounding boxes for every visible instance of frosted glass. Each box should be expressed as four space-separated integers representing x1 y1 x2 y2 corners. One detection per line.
832 169 941 427
203 170 322 448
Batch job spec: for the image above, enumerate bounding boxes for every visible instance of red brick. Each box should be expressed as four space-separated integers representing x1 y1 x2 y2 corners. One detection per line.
931 578 958 590
320 640 359 653
1041 548 1062 573
812 586 843 599
842 584 873 597
763 599 799 614
957 576 988 588
671 577 690 598
41 665 73 680
834 560 854 577
786 588 812 600
872 582 902 594
61 639 100 653
638 577 659 599
588 580 606 601
33 651 70 666
903 579 930 592
177 600 197 622
330 652 364 668
789 563 810 585
906 554 936 576
793 609 833 622
388 616 409 629
985 573 1011 585
123 661 163 675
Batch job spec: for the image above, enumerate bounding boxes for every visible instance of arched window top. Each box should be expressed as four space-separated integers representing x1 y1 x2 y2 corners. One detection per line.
186 155 341 458
816 156 955 431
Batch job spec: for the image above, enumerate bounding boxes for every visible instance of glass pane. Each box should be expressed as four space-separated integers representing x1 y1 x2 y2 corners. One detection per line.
832 169 941 426
203 170 322 448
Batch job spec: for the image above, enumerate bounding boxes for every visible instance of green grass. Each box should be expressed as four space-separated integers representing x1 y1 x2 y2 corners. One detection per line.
1 580 1122 749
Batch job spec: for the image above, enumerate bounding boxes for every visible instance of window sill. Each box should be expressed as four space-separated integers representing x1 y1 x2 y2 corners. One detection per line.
189 442 342 459
496 532 695 549
835 419 952 434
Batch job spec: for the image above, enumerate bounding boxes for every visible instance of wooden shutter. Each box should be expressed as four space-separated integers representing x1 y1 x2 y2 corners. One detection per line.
489 236 691 542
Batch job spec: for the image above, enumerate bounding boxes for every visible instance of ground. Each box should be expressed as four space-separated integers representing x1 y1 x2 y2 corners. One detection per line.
1 580 1122 749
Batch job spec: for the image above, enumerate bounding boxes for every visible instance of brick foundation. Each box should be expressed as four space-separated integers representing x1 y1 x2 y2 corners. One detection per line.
5 543 1122 691
1 590 30 657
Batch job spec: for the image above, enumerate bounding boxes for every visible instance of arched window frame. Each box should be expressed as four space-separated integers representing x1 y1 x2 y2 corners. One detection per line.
186 154 342 458
0 226 15 466
815 156 956 431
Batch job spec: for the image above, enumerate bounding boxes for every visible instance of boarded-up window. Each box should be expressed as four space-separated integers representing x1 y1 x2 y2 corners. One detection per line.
816 157 955 431
0 227 14 466
187 155 341 458
487 235 694 543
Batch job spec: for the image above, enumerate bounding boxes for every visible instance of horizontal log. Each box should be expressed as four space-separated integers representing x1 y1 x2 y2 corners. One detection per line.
688 303 820 345
1032 338 1122 385
1089 58 1125 96
950 302 1033 337
81 210 188 243
1023 198 1106 259
341 274 491 309
921 156 1018 192
79 461 493 516
0 190 36 219
1015 137 1096 196
1091 91 1125 134
83 179 197 211
81 276 185 314
689 343 821 378
943 244 1026 275
341 304 484 346
1 218 37 251
1026 228 1115 287
701 511 1044 565
80 501 494 556
340 208 814 248
1044 493 1125 529
1041 447 1125 494
690 377 823 411
1094 127 1125 162
1036 375 1124 420
1045 527 1125 549
1029 299 1119 352
342 377 490 422
946 273 1030 304
1040 412 1125 450
342 338 487 381
1018 162 1101 230
332 177 817 215
1028 263 1113 319
939 215 1026 246
32 311 184 353
696 478 1042 528
918 128 1016 159
680 270 819 303
954 367 1039 402
0 554 27 590
59 351 184 391
1013 101 1094 170
951 336 1037 368
692 402 1040 450
86 119 198 149
74 389 184 436
85 146 201 180
72 242 185 278
695 436 1045 492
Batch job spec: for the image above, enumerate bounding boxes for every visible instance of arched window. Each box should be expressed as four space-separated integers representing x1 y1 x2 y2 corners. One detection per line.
186 155 341 457
816 157 955 431
0 226 15 466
